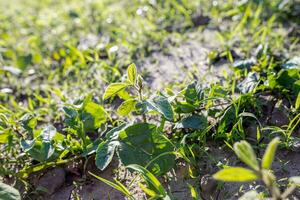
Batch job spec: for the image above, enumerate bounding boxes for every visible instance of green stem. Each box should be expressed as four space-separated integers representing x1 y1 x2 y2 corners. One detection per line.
136 86 147 123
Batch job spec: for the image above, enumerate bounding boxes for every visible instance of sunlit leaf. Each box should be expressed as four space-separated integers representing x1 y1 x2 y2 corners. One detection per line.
213 167 258 182
117 99 137 116
127 63 137 84
262 137 280 170
95 141 119 170
40 125 56 142
233 141 259 171
147 96 174 121
103 83 129 100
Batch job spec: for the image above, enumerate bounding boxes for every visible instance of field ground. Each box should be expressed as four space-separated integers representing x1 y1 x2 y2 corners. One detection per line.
0 0 300 199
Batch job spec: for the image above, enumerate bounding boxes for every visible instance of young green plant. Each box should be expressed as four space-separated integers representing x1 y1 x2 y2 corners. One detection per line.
213 137 300 199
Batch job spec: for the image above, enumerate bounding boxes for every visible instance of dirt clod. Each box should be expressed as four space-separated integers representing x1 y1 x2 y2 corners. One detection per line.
37 167 66 195
200 174 218 198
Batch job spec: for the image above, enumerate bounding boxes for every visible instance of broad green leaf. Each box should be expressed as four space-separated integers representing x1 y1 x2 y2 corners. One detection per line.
106 123 127 140
20 139 36 152
82 100 107 131
262 137 280 170
233 141 259 171
184 82 203 103
127 63 137 84
0 182 21 200
95 141 119 170
127 164 167 197
103 83 128 100
174 114 208 130
118 123 175 175
237 72 259 94
147 96 174 121
213 167 258 182
21 139 57 162
117 99 136 116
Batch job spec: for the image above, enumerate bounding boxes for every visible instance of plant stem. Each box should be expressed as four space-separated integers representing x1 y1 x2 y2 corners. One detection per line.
136 86 147 123
281 185 296 199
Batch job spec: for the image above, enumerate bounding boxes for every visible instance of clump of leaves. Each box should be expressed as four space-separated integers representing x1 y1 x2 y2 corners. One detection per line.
103 63 174 122
213 138 300 199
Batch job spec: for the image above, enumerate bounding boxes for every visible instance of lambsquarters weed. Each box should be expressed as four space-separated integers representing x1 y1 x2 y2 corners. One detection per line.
213 138 300 200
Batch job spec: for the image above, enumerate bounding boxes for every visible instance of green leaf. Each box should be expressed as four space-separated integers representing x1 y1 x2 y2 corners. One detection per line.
117 99 137 116
0 129 11 144
267 66 300 95
283 57 300 69
0 182 21 200
184 82 203 103
106 123 128 140
127 164 167 197
118 123 175 175
39 125 56 142
262 137 280 170
103 83 129 100
147 96 174 121
296 92 300 110
174 114 208 130
237 72 259 94
233 141 259 171
95 141 119 170
127 63 137 84
20 114 37 131
213 167 258 182
217 105 236 135
28 141 55 162
20 139 35 152
82 100 107 131
233 58 256 70
187 184 199 200
174 102 196 113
